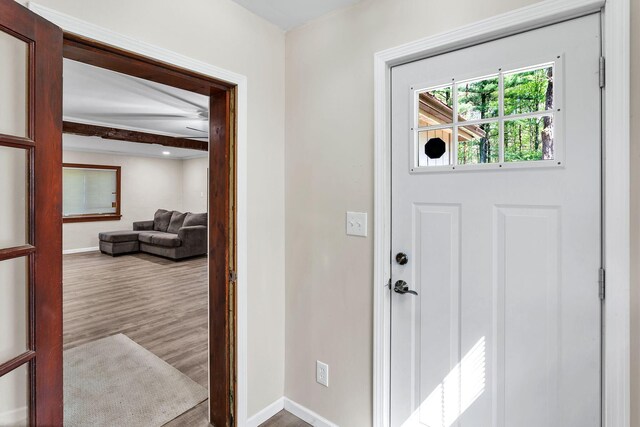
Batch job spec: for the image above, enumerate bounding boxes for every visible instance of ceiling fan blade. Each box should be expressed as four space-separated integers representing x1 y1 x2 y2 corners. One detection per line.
136 79 208 112
81 113 205 121
186 126 208 134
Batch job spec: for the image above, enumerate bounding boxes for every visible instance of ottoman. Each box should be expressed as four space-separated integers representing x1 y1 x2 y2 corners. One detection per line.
98 230 141 256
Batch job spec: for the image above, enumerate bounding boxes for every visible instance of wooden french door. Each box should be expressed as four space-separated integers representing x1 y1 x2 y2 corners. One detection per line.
0 1 63 426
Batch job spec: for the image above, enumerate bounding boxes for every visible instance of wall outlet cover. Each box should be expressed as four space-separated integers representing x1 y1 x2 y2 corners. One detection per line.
316 360 329 387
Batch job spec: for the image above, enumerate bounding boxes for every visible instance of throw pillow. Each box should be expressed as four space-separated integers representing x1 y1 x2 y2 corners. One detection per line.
167 211 187 234
183 212 207 227
153 209 173 232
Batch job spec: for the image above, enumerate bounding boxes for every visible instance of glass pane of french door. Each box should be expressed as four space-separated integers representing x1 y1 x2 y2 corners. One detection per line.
0 257 29 365
0 29 28 138
0 23 31 423
0 363 29 425
0 146 28 248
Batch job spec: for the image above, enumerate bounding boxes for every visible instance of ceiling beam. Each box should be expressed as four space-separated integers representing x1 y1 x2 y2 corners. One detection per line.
63 121 208 152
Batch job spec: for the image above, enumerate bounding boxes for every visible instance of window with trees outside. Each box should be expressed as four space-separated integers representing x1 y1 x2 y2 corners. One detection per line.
62 164 121 223
414 62 558 170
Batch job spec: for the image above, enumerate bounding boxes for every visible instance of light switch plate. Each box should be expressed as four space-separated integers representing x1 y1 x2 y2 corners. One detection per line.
346 211 367 237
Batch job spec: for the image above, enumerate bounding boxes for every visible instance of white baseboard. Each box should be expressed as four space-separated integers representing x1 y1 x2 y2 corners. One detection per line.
283 398 338 427
63 246 99 255
246 397 284 427
0 406 28 426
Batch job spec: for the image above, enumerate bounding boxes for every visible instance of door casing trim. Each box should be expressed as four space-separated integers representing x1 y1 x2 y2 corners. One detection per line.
26 3 250 425
372 0 630 426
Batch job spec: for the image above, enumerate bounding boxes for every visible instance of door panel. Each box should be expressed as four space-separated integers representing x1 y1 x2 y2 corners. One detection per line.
0 1 63 425
391 14 601 427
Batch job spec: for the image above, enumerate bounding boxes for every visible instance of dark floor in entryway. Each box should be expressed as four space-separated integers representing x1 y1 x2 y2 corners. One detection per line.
260 410 311 427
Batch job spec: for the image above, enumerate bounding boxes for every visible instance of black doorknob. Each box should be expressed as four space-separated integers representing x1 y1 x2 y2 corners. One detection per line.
396 252 408 265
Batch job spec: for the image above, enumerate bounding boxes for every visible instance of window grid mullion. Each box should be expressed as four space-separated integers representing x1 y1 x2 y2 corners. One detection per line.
498 69 505 163
452 80 458 166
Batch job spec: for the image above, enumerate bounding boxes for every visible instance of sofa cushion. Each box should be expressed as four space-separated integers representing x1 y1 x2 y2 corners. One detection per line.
167 211 187 234
151 233 182 248
99 230 140 243
183 212 207 227
138 231 162 244
153 209 172 232
133 220 154 231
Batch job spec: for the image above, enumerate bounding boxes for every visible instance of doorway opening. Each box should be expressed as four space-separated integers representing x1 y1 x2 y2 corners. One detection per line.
61 33 236 426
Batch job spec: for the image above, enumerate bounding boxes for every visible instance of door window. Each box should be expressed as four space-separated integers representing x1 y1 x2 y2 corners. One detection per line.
413 62 559 171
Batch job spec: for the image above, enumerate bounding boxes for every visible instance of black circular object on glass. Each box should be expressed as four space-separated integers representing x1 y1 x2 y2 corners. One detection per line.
425 137 446 159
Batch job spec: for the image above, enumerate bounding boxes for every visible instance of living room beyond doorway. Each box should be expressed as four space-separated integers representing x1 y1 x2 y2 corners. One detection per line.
60 47 219 426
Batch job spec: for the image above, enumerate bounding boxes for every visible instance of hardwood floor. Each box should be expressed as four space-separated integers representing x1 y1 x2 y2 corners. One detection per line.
63 251 209 387
63 251 308 427
259 410 311 427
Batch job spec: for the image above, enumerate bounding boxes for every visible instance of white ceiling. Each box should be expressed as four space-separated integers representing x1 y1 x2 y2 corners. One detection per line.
63 134 207 160
63 59 209 141
231 0 361 30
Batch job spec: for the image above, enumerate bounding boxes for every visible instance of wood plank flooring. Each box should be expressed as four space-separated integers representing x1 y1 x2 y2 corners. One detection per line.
63 251 308 427
63 251 209 388
259 410 311 427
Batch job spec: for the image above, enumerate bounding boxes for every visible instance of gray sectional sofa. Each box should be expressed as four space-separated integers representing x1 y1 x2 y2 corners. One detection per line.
99 209 207 260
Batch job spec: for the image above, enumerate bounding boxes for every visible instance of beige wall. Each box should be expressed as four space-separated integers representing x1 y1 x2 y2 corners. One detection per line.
284 0 543 425
630 0 639 425
182 157 209 213
27 0 286 415
62 147 191 251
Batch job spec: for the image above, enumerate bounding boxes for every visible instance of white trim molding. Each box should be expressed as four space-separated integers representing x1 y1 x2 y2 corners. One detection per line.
283 398 339 427
246 397 284 427
372 0 630 426
62 246 99 255
602 0 631 425
26 3 250 426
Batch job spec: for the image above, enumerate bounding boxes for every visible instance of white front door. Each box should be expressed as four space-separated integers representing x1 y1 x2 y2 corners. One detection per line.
390 14 601 427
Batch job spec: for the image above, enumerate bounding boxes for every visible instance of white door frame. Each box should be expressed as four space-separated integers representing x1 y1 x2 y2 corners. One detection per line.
26 3 250 426
372 0 631 426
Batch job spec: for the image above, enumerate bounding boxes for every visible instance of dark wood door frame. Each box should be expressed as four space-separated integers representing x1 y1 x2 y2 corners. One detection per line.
62 34 237 427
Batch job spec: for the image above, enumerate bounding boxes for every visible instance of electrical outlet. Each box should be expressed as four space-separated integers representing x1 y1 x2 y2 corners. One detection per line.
316 360 329 387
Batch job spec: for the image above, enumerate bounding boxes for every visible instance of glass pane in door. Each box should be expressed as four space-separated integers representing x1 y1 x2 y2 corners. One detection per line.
0 257 28 365
0 29 28 138
0 363 29 425
0 146 28 248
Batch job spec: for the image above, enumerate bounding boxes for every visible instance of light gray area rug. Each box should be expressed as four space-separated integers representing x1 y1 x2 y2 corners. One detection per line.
64 334 207 427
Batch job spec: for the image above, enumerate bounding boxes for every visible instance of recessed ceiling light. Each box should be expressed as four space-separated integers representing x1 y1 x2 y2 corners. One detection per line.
162 151 171 155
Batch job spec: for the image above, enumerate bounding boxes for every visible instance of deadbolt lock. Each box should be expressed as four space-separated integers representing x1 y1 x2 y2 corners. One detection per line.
396 252 409 265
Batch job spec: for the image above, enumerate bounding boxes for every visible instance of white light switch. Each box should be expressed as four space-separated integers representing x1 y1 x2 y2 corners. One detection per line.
346 212 367 237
